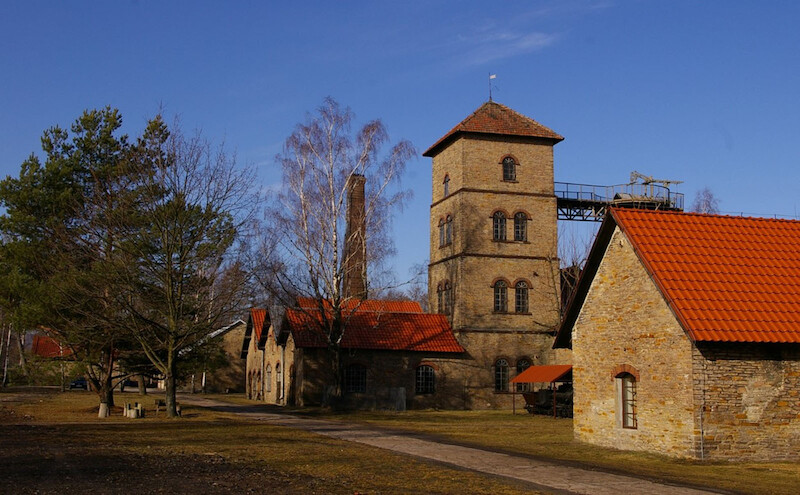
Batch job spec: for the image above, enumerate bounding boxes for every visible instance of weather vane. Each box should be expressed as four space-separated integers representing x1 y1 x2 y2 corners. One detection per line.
489 73 497 101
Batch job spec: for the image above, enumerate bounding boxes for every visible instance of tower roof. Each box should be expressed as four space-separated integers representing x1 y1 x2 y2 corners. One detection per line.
423 101 564 157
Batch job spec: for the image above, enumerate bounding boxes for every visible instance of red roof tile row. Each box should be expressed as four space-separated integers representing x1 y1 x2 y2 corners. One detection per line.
423 101 563 157
286 307 464 353
612 209 800 344
295 297 422 314
249 308 267 343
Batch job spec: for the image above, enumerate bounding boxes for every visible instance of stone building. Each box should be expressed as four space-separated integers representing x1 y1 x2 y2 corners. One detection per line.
242 299 465 408
422 101 569 407
555 208 800 461
187 319 246 394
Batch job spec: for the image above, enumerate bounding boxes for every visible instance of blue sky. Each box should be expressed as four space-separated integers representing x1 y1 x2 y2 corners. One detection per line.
2 1 800 283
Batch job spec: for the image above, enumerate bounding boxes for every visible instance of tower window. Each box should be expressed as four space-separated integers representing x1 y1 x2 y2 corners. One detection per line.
438 218 445 247
502 157 517 181
443 174 450 197
493 280 508 313
494 359 509 392
438 281 452 314
415 365 436 394
514 212 528 241
492 211 506 241
515 281 529 313
445 215 453 245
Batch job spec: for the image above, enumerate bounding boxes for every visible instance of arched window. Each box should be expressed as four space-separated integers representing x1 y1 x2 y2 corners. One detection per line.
438 218 445 247
502 157 516 181
415 365 436 394
436 283 444 314
494 359 509 392
493 211 506 241
515 281 529 313
445 215 453 244
617 372 637 429
276 363 282 399
443 281 452 315
344 364 367 394
515 359 531 392
443 174 450 197
493 280 507 313
265 364 272 393
514 212 527 241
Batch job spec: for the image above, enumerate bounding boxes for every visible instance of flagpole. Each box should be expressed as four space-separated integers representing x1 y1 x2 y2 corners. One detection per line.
489 73 497 101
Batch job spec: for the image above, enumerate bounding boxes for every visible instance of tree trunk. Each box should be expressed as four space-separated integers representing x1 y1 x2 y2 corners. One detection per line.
14 331 27 377
328 346 342 407
2 325 11 386
98 379 114 418
138 373 147 395
164 360 179 418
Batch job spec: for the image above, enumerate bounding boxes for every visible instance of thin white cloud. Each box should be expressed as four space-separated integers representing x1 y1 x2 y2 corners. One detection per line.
460 30 559 67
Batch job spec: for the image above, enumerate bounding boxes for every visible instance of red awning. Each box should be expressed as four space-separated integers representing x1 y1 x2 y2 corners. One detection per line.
510 364 572 384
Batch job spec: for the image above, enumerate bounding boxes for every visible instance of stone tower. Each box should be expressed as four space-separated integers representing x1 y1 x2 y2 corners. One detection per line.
423 102 566 406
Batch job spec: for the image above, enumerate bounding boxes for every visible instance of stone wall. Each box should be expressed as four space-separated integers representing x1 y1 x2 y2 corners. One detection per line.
244 326 265 400
694 342 800 461
202 322 246 393
572 226 697 457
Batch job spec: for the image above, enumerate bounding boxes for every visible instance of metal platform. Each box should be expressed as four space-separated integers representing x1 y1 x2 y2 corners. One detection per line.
555 182 684 222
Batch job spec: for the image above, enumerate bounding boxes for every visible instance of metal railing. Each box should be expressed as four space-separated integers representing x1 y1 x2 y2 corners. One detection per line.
554 182 684 211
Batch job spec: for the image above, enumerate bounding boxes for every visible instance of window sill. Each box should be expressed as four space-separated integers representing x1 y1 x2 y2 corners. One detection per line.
438 242 453 248
491 239 529 244
492 311 531 315
502 180 519 184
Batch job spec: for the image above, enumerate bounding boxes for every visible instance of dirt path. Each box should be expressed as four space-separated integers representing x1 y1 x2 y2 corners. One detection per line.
180 396 723 495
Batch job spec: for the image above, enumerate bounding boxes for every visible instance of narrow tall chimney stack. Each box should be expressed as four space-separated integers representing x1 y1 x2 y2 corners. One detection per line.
343 174 367 299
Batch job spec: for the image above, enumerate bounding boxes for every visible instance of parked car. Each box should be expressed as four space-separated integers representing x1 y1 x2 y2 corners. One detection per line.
69 377 88 390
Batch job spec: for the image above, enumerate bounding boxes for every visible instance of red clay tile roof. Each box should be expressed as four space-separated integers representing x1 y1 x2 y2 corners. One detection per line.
31 335 71 358
613 209 800 343
295 297 423 314
286 308 463 353
249 308 267 343
423 101 564 157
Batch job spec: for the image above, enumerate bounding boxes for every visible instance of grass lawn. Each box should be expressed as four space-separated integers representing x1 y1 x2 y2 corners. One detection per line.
296 407 800 495
0 388 539 495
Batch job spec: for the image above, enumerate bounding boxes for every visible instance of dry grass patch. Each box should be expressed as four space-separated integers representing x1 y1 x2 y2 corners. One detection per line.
0 389 539 494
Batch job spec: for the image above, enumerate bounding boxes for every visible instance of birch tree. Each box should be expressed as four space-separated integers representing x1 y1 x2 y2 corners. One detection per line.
264 98 413 399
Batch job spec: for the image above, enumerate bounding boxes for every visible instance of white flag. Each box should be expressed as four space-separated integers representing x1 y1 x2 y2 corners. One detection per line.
489 74 497 79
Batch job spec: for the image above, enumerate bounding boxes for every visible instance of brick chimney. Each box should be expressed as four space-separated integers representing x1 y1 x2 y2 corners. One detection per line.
343 174 367 299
